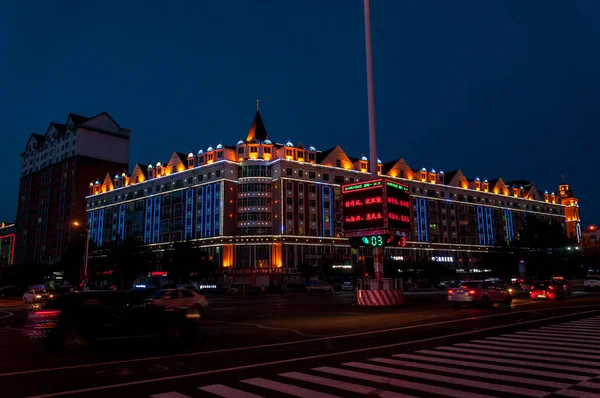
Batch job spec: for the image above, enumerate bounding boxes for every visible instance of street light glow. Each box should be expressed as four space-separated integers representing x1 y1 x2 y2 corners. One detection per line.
73 221 80 227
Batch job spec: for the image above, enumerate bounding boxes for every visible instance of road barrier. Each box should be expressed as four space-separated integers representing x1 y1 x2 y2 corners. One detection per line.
356 278 404 306
357 289 404 306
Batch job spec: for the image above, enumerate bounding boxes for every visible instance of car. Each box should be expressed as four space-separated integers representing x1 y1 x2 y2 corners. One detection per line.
530 281 566 300
144 289 208 315
448 281 513 307
24 291 199 350
23 289 53 303
306 280 333 293
584 276 600 291
340 281 354 291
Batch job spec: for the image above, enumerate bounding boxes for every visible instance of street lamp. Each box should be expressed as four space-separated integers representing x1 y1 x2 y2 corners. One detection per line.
73 221 90 286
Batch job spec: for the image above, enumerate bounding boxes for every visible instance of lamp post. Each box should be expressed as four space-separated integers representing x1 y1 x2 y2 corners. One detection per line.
73 221 90 287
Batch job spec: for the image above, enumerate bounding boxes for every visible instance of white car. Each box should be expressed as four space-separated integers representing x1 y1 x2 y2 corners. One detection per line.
145 289 208 310
23 289 53 303
584 276 600 290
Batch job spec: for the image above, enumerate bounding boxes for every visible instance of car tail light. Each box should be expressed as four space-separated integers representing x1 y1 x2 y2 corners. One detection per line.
448 290 453 294
469 290 476 295
549 286 554 290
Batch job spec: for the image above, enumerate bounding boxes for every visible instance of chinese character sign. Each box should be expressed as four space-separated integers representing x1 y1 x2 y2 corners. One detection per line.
385 180 412 231
342 179 385 231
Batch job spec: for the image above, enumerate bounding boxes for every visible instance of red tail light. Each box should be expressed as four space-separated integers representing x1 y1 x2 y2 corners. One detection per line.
469 290 476 295
549 286 554 290
448 290 453 294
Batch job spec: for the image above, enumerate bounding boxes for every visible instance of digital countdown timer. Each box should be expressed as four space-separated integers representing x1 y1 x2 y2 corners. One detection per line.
349 234 407 248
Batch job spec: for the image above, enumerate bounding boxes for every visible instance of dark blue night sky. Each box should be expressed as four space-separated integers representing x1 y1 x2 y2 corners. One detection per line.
1 1 599 225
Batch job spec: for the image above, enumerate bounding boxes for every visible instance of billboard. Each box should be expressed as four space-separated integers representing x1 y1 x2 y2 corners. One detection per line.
341 179 385 231
385 180 411 231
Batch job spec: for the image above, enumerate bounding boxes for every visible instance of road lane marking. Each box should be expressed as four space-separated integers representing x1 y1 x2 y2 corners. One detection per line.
242 378 340 398
487 336 600 349
554 388 600 397
280 371 414 397
0 311 13 320
541 325 600 331
436 346 600 368
313 366 495 398
455 342 600 360
151 393 192 398
417 349 600 375
470 338 600 355
23 309 600 397
393 353 588 381
513 331 600 342
369 357 570 389
4 303 595 379
539 327 600 335
198 384 264 397
343 361 548 397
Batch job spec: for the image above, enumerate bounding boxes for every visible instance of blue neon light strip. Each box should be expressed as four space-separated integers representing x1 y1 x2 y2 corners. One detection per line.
117 204 126 242
152 196 161 243
144 198 153 244
214 183 220 236
485 207 494 245
98 209 104 245
416 198 428 242
185 189 193 239
198 186 204 238
477 206 485 245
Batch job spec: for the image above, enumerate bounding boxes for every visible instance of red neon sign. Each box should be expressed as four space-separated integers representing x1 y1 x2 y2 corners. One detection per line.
387 197 410 208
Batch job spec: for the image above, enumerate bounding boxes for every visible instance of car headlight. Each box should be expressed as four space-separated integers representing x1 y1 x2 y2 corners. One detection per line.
49 295 54 298
36 295 42 298
508 288 513 293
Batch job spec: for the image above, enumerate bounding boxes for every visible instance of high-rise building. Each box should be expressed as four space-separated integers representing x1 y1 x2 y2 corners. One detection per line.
15 112 130 264
85 110 574 285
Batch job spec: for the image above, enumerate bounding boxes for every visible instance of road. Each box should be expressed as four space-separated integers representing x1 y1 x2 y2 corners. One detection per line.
1 291 600 397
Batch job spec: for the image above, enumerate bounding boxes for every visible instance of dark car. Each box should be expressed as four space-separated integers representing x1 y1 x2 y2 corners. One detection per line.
530 281 566 300
24 291 199 350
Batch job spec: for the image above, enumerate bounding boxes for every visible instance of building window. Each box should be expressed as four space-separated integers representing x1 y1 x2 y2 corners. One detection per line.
322 173 329 181
309 171 316 179
298 170 304 177
286 149 293 157
264 147 271 153
310 229 317 236
287 212 293 220
334 175 344 184
299 213 304 221
217 151 223 158
250 146 257 153
309 185 316 193
287 197 293 205
336 159 341 168
310 200 317 207
297 151 304 159
237 147 245 155
287 182 293 190
309 153 315 161
298 198 304 205
216 170 221 177
286 168 293 176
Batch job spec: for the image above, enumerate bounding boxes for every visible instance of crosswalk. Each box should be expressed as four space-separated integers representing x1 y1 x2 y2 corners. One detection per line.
152 315 600 398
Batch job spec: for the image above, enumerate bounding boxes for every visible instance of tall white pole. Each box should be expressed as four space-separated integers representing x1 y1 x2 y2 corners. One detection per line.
364 0 378 178
364 0 383 282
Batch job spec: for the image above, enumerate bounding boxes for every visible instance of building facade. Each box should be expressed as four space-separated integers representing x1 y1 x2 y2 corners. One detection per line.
0 222 15 267
15 112 130 264
86 110 577 283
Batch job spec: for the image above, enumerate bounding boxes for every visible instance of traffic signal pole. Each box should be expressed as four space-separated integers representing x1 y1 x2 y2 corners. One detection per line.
364 0 383 282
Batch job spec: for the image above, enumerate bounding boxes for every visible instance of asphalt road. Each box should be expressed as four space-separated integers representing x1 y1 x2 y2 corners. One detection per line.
2 291 600 397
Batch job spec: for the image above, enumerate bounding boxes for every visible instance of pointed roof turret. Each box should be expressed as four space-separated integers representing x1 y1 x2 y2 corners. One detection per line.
246 110 268 142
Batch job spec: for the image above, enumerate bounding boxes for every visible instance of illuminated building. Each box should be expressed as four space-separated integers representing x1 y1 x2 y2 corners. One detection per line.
86 109 573 283
0 222 15 267
15 112 130 264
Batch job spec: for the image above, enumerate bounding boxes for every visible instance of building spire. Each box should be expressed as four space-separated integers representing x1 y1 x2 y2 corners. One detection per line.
256 98 260 112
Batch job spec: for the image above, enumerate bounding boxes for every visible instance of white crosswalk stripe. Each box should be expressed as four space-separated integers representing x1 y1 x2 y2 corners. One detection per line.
198 384 264 397
161 316 600 398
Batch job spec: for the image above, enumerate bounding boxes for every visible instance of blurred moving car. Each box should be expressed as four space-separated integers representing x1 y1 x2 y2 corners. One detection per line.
584 275 600 291
144 289 208 315
24 291 199 350
530 281 566 300
448 281 513 307
23 289 53 303
340 281 354 291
